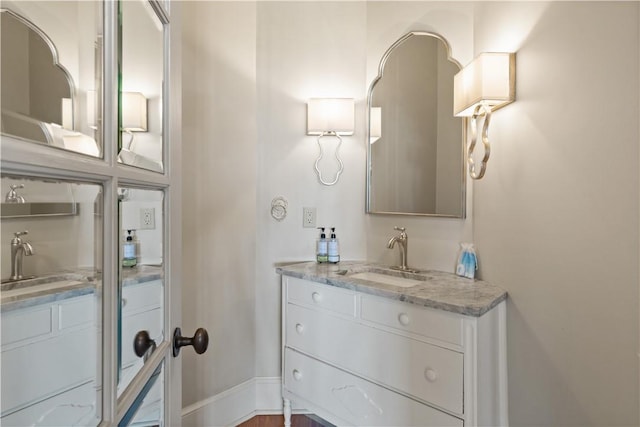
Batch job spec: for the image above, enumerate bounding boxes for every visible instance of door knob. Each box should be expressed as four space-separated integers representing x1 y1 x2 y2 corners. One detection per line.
173 327 209 357
134 330 156 358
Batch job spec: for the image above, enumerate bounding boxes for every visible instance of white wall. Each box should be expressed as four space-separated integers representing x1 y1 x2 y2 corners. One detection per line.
255 0 368 378
179 2 640 426
181 1 258 406
472 2 639 426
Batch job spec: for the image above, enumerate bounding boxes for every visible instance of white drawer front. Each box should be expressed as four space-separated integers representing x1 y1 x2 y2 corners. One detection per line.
361 295 463 346
286 277 355 317
1 306 52 346
59 295 95 330
287 303 463 414
1 328 95 414
284 349 462 427
122 280 163 314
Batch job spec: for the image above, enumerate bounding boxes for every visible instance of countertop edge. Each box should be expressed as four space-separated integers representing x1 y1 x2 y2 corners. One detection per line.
277 262 507 317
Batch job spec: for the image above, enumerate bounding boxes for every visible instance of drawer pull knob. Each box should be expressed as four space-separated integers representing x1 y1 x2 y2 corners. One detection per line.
398 313 410 326
293 369 302 381
424 368 438 382
295 323 304 334
311 292 322 303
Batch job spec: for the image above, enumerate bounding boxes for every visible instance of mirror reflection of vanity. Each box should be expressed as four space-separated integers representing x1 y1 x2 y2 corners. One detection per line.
367 32 465 218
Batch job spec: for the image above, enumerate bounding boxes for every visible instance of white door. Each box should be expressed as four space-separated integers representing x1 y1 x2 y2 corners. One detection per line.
0 1 199 426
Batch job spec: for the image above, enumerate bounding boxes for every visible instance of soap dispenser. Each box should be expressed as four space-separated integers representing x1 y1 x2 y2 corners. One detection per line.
316 227 328 263
328 227 340 264
123 230 137 267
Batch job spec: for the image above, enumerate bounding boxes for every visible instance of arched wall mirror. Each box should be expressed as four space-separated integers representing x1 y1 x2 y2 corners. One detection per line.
0 5 102 157
366 32 466 218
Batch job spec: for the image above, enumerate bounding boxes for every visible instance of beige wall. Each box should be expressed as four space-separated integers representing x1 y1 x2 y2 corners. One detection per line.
181 1 258 406
180 2 640 425
472 2 639 425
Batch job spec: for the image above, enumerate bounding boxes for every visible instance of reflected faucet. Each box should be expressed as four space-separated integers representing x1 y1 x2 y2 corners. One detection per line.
387 226 408 271
10 231 34 281
5 184 25 203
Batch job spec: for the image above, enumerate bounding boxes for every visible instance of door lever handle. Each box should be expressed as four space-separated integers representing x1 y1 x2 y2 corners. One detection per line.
173 327 209 357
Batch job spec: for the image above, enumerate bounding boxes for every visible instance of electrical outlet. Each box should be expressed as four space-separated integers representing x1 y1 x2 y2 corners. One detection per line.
140 208 155 230
302 207 316 228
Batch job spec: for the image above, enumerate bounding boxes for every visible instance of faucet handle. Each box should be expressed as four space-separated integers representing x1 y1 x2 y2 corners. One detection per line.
393 226 406 232
9 184 24 191
14 230 28 238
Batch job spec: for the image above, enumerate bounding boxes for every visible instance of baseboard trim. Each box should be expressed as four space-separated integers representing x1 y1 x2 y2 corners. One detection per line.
181 376 306 426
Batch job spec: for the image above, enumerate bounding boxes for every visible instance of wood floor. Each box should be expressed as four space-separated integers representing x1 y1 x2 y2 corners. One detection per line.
237 414 326 427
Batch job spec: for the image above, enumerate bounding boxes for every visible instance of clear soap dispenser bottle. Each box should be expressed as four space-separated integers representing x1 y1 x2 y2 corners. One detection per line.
123 230 137 268
328 227 340 264
316 227 328 263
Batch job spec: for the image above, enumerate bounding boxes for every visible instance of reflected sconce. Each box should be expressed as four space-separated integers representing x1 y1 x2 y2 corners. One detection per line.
121 92 148 150
307 98 355 186
61 98 73 130
454 52 516 179
369 107 382 144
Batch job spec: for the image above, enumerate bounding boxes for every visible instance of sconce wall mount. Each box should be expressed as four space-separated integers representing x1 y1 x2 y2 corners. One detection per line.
454 52 515 179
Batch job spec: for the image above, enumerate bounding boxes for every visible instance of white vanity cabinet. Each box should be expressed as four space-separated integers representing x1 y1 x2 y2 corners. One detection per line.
281 275 508 427
1 293 99 426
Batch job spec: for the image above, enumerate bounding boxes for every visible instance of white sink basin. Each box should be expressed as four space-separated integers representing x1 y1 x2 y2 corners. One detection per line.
349 272 423 288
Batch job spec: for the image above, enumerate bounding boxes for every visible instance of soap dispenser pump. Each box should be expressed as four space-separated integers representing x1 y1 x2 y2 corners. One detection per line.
316 227 328 263
328 227 340 264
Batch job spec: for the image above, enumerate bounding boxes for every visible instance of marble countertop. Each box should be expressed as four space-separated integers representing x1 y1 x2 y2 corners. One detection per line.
1 265 163 312
276 261 507 317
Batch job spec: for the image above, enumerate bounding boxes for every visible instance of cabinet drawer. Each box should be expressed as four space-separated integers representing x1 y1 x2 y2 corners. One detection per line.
59 295 95 330
284 349 462 427
286 277 355 317
1 306 52 346
287 304 463 414
122 280 162 314
1 328 95 414
361 295 462 346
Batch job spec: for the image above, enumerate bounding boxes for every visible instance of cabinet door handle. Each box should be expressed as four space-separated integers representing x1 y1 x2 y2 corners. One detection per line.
311 292 322 303
293 369 302 381
134 330 156 359
295 323 304 334
424 368 438 382
398 313 410 326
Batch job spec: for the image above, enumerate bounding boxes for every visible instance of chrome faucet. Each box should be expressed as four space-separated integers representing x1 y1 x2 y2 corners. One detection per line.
5 184 25 203
10 231 34 281
387 226 409 271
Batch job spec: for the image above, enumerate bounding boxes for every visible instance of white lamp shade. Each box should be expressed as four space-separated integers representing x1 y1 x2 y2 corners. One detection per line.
122 92 147 131
369 107 381 144
61 98 73 130
307 98 355 136
453 52 515 117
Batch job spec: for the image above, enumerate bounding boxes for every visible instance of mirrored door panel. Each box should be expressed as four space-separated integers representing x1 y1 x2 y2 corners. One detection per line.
117 187 164 396
1 3 103 157
118 0 164 172
0 175 102 427
118 362 164 427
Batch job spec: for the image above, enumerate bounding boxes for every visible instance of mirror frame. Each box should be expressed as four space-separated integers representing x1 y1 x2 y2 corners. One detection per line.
366 31 467 218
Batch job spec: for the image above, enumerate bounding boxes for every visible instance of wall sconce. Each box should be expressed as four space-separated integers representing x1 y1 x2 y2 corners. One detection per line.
369 107 382 144
454 52 515 179
307 98 355 186
121 92 148 150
